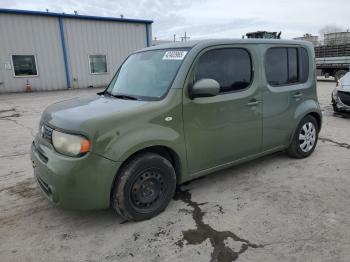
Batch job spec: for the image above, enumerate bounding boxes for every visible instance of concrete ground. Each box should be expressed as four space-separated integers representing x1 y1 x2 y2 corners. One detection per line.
0 82 350 262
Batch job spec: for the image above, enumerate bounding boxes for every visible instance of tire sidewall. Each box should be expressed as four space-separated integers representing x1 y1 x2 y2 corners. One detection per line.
293 115 319 158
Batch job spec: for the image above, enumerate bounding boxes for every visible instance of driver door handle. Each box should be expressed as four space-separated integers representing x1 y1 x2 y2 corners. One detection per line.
247 100 262 106
293 92 303 98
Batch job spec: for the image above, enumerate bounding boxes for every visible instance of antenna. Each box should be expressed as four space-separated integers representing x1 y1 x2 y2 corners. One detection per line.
181 32 190 42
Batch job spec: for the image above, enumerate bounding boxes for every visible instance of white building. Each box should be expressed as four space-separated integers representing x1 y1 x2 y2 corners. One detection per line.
324 31 350 45
293 34 319 46
0 9 152 93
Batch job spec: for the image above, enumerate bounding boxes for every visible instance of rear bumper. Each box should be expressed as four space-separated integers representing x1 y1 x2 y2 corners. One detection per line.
30 136 121 210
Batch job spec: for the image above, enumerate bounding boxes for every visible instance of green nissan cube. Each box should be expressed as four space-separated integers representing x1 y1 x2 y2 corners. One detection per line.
31 39 322 221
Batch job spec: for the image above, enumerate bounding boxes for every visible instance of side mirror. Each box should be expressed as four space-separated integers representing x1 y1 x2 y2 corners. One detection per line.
191 78 220 99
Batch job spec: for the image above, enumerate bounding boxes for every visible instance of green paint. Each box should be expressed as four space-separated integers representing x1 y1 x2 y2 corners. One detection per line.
31 39 321 210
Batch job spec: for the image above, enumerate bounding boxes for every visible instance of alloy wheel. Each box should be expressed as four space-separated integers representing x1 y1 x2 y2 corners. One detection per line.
299 122 316 153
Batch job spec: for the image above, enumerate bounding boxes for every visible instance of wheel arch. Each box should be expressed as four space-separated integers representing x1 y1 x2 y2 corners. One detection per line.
294 99 322 129
128 145 183 184
289 100 322 145
308 111 322 131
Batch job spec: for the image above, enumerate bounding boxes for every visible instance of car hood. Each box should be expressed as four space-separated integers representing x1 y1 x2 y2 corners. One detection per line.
42 94 149 132
339 73 350 91
339 85 350 92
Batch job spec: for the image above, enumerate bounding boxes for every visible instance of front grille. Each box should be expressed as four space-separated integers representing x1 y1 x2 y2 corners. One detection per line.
338 91 350 106
32 141 48 163
37 176 51 195
41 123 53 142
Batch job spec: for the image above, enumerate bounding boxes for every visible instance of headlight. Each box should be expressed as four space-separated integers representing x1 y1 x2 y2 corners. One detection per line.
52 130 90 157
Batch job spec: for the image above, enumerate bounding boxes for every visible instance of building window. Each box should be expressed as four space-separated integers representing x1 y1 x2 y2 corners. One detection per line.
12 55 38 76
265 47 309 86
194 48 252 93
89 55 107 74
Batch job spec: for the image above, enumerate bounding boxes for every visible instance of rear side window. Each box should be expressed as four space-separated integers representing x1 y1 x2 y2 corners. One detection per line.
265 47 309 86
288 48 298 83
265 48 288 85
194 48 252 93
299 48 309 83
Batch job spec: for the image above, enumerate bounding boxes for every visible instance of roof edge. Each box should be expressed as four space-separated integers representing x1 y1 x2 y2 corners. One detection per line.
0 8 153 24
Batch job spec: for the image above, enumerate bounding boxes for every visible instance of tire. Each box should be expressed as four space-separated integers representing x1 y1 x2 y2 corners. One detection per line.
287 115 319 158
111 153 176 221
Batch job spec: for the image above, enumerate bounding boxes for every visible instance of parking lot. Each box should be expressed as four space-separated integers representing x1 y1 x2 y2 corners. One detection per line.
0 81 350 262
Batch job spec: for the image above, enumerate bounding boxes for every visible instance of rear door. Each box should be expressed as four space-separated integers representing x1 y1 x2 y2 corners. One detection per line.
262 46 310 150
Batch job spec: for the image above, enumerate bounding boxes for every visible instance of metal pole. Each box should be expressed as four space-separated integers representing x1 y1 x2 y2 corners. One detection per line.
58 17 71 89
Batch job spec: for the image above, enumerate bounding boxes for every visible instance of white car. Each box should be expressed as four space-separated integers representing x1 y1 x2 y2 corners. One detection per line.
332 72 350 112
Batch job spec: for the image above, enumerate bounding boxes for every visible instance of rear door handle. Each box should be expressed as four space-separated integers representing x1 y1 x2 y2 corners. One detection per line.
293 92 303 98
247 100 262 106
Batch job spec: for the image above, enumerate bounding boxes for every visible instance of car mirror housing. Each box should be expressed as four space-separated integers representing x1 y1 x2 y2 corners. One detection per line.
191 78 220 99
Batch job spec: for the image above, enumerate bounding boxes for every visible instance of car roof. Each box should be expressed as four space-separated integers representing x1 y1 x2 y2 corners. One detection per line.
139 39 312 52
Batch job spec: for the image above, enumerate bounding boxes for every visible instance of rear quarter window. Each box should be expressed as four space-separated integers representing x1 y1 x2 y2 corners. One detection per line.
265 47 309 86
299 48 309 83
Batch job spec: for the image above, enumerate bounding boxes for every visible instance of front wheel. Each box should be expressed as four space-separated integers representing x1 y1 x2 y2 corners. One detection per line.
111 153 176 221
287 115 319 158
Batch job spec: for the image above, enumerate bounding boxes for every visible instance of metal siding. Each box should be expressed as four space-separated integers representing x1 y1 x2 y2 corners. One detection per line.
0 14 67 92
0 13 151 92
63 18 148 88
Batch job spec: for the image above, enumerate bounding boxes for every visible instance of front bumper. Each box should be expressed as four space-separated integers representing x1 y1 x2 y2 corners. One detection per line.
30 135 121 210
333 90 350 111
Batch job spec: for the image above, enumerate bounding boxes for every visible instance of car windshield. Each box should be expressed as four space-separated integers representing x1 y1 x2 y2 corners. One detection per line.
106 49 189 100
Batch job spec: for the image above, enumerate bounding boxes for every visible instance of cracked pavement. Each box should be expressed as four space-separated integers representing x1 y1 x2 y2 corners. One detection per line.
1 82 350 262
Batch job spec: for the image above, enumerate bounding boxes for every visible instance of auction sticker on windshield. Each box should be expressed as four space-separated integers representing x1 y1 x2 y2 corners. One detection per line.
163 50 188 60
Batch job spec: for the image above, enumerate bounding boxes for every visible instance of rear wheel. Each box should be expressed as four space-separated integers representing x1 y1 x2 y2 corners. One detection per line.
287 115 319 158
111 153 176 221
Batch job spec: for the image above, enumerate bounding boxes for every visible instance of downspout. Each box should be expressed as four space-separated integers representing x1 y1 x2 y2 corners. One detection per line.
58 17 71 89
145 23 150 47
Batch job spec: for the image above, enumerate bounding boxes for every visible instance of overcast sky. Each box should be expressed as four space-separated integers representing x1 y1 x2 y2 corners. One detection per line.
1 0 349 40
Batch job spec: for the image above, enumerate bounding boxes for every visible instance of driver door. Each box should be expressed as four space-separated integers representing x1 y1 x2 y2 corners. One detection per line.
183 46 263 175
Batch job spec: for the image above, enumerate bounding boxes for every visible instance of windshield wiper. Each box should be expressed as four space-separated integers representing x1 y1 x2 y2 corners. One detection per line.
111 93 139 100
102 90 139 100
101 90 112 96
